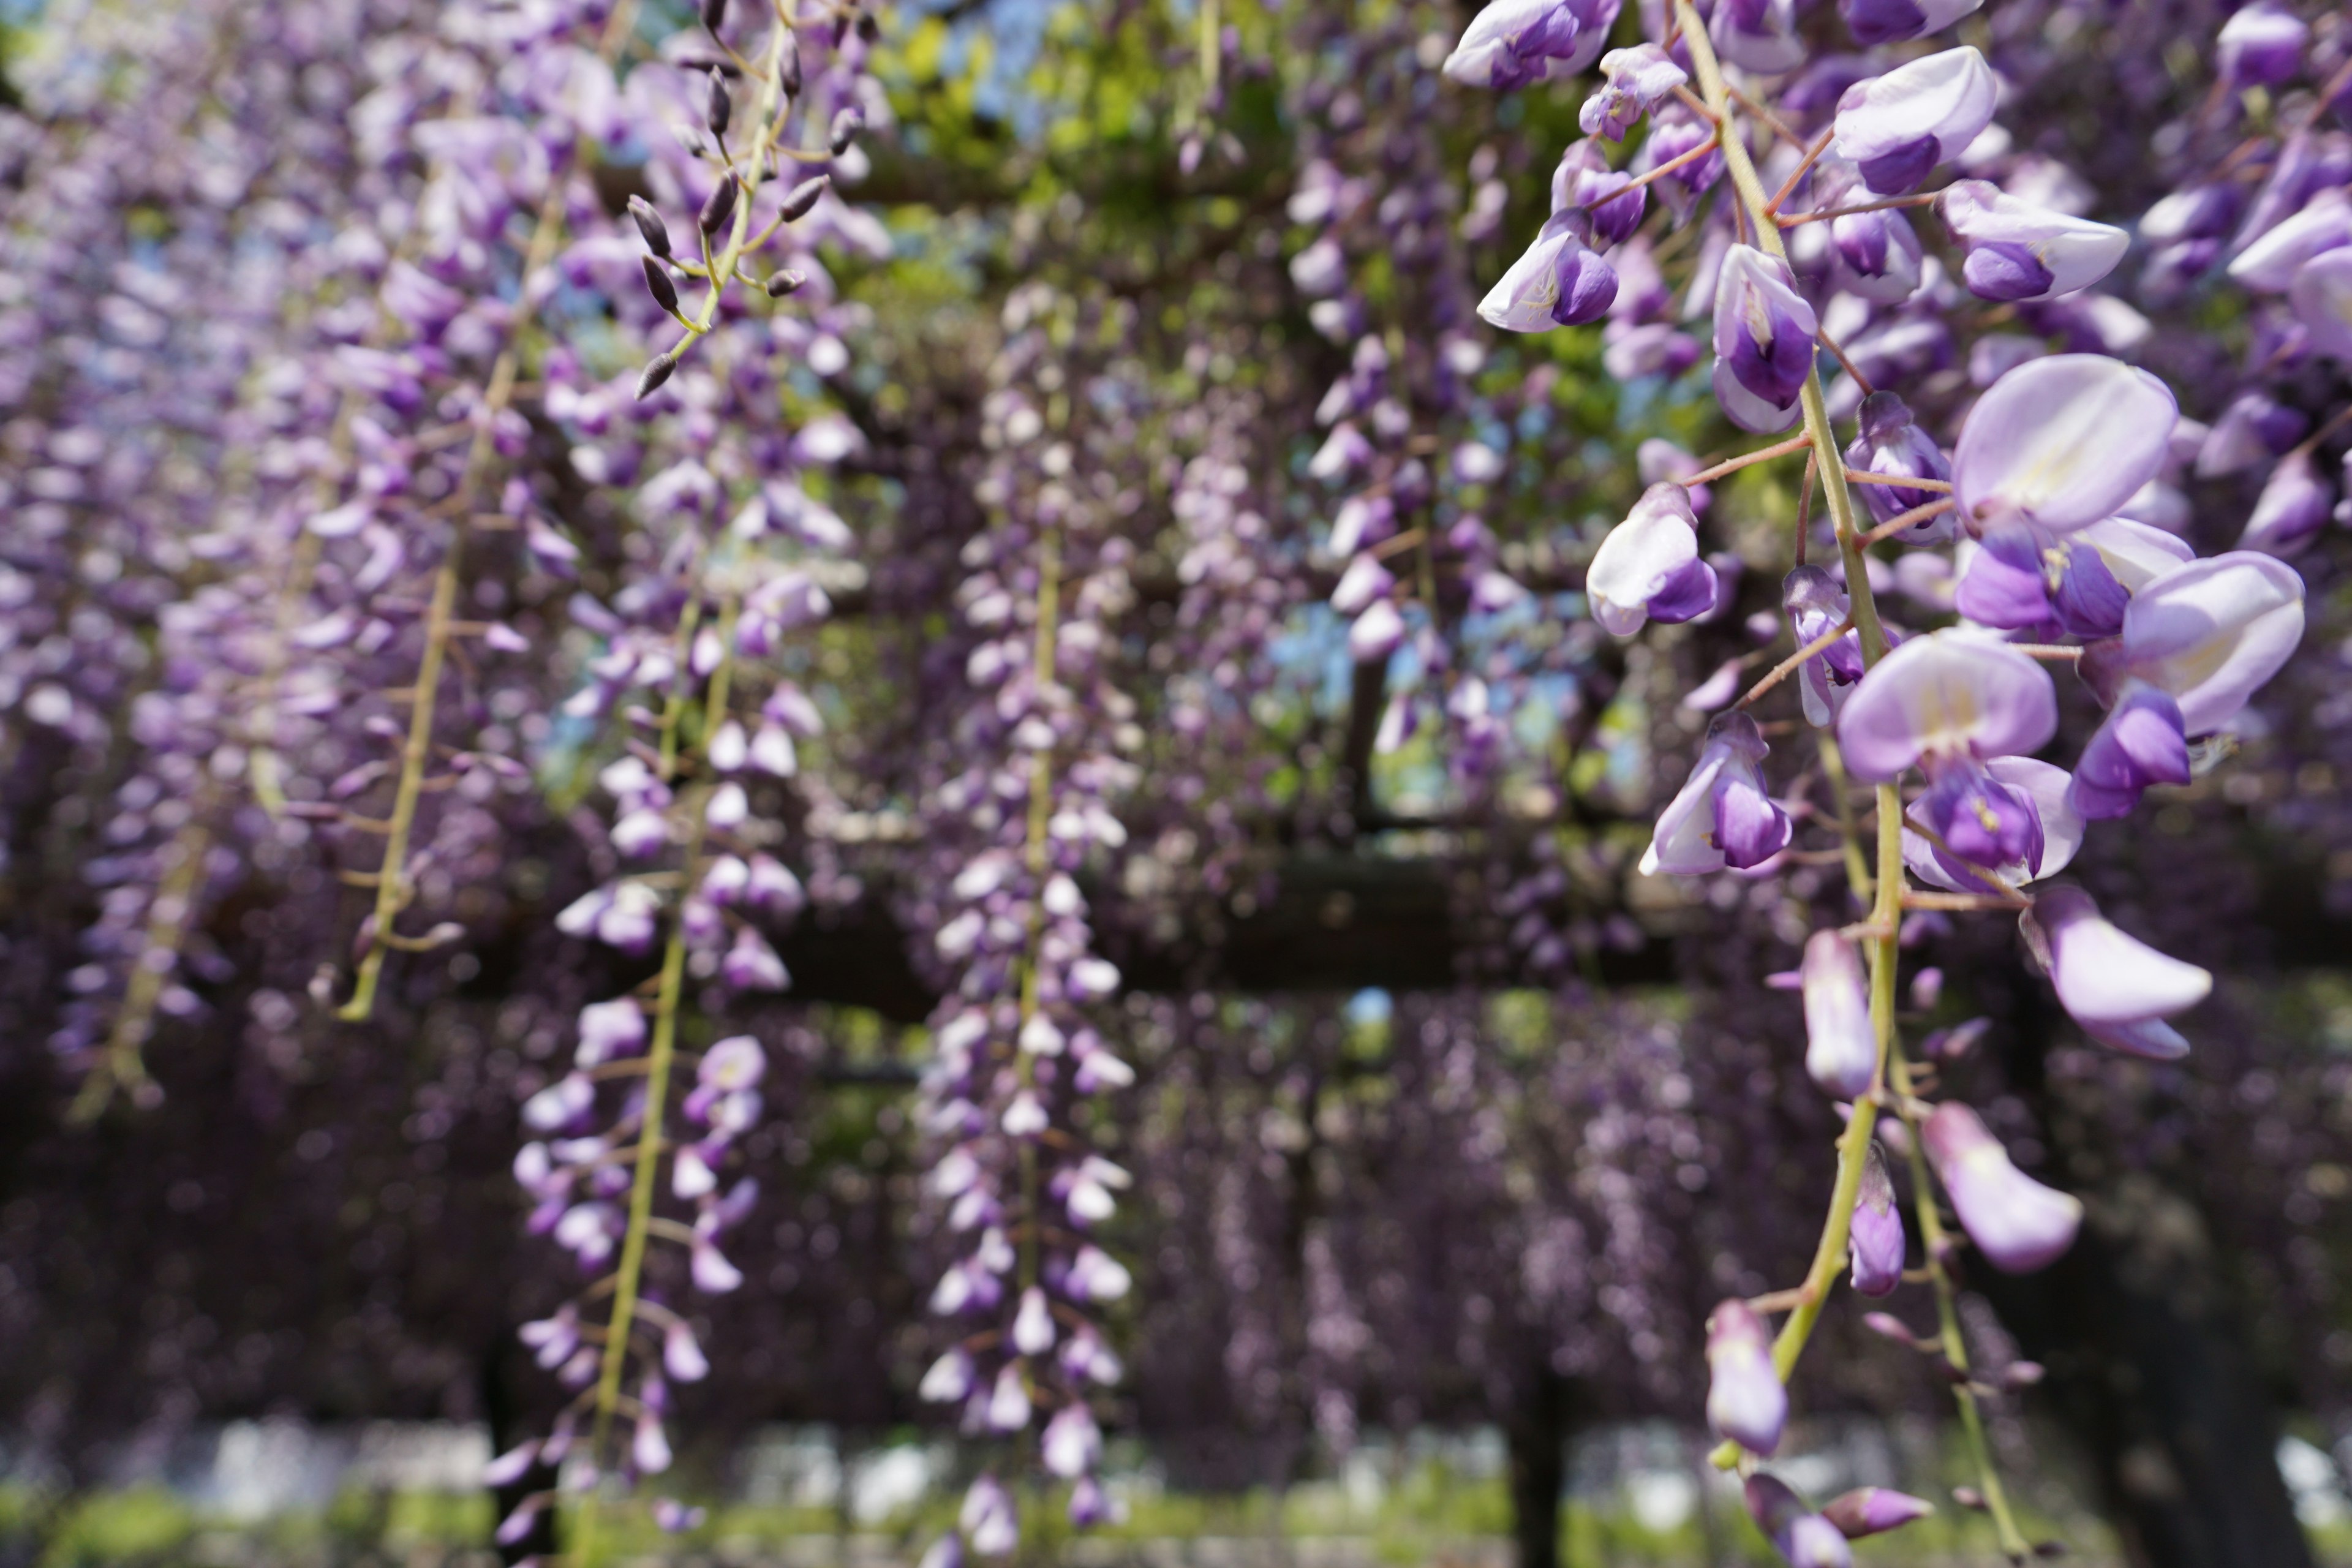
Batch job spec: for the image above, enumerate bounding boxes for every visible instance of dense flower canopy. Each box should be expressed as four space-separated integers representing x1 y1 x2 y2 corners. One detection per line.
2 0 2351 1563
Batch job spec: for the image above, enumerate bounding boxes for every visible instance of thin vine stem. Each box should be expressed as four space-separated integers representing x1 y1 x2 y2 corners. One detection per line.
1676 0 1910 1473
337 0 642 1021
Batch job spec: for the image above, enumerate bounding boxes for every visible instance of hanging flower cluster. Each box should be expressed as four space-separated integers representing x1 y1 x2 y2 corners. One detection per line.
911 284 1143 1562
1442 0 2325 1554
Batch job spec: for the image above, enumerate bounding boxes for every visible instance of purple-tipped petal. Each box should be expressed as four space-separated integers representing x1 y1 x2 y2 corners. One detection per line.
1902 756 2082 892
1832 49 1996 194
1643 712 1793 875
1713 247 1818 424
1822 1487 1934 1539
1588 484 1703 635
1922 1102 2082 1273
2238 450 2335 557
1940 181 2129 302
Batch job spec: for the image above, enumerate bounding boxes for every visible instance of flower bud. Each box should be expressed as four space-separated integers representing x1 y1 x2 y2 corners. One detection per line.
780 174 831 224
1580 44 1687 141
629 195 673 258
2239 450 2335 557
1705 1299 1786 1455
699 176 739 235
642 254 680 315
1640 711 1793 876
636 351 679 400
1588 484 1717 636
829 106 866 156
2217 1 2306 89
1849 1144 1905 1297
1711 246 1817 432
706 68 732 137
2068 682 2188 821
1802 931 1875 1099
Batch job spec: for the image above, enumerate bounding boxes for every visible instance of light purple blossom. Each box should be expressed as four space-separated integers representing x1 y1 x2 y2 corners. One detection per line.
1479 213 1619 331
1921 1102 2082 1272
1639 712 1794 876
1709 0 1804 75
1836 632 2057 782
1831 49 1997 195
1839 0 1981 47
2216 2 2307 89
2030 885 2211 1059
1587 484 1717 635
1441 0 1619 89
1801 930 1875 1099
1579 45 1687 141
2069 682 2190 821
1711 246 1817 432
1902 756 2082 892
1940 181 2128 301
1844 393 1950 536
1745 1475 1853 1567
1705 1299 1786 1454
1849 1144 1905 1298
2099 551 2304 734
2288 247 2352 362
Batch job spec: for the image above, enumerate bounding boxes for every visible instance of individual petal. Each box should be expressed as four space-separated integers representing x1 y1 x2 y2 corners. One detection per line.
1831 206 1925 304
2228 187 2352 293
1831 49 1997 194
1835 632 2058 780
2115 552 2304 733
1840 0 1978 46
1921 1103 2082 1273
1951 355 2178 536
1041 1403 1102 1479
1822 1487 1934 1539
2032 884 2211 1030
2068 682 2190 820
1802 930 1877 1099
1710 0 1806 74
1940 181 2128 301
2289 246 2352 363
1705 1300 1787 1455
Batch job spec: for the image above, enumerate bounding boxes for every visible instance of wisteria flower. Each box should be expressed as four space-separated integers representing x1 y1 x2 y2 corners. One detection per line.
2289 247 2352 363
1640 712 1793 875
1843 393 1950 537
1587 484 1717 635
2069 683 2190 821
1921 1103 2081 1272
1710 0 1804 74
1849 1144 1905 1298
2028 885 2211 1058
2096 551 2304 734
1822 1488 1934 1538
1479 212 1619 331
1442 0 1619 89
1782 567 1866 726
1705 1299 1786 1454
1801 930 1875 1099
1711 246 1817 432
1831 49 1997 195
1902 756 2082 892
1940 181 2128 302
1579 45 1686 141
1745 1474 1852 1567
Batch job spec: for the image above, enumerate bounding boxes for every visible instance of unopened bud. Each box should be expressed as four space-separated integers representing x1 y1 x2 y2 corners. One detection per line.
856 9 878 39
699 176 739 235
701 0 727 31
779 175 829 222
764 269 807 298
2002 1360 2046 1387
629 195 672 258
778 32 802 97
1951 1487 1986 1511
829 105 865 156
642 255 680 314
706 68 732 138
636 352 679 399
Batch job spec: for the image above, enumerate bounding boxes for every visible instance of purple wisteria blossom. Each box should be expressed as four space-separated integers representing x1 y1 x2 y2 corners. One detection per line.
1639 712 1793 875
1801 930 1875 1099
1441 0 1619 89
1849 1144 1905 1298
1940 181 2128 302
1713 246 1819 432
1950 355 2177 535
1706 1298 1787 1454
1587 484 1716 635
1921 1103 2082 1272
1831 48 1997 195
1744 1474 1853 1567
2029 886 2212 1059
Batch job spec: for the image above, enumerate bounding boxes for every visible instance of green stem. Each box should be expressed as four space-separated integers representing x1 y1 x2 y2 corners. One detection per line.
1889 1042 2032 1561
1678 0 1910 1470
